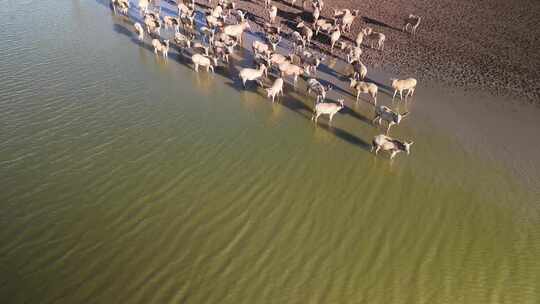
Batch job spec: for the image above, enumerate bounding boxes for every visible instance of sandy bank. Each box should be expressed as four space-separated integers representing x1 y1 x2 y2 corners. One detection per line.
227 0 540 104
111 0 540 187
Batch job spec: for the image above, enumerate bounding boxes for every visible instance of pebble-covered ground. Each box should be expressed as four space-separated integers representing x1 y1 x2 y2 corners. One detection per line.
206 0 540 104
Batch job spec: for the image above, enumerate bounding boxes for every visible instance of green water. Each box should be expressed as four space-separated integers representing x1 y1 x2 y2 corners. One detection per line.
0 1 538 303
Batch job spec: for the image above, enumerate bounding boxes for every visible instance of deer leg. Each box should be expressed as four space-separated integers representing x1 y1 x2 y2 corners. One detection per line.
386 123 393 135
392 90 397 100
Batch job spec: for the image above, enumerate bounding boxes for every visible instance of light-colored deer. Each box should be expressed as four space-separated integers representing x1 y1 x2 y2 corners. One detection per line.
312 99 344 124
265 77 284 102
239 64 267 88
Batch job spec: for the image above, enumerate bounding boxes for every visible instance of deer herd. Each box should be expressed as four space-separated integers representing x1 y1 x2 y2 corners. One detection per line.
110 0 421 160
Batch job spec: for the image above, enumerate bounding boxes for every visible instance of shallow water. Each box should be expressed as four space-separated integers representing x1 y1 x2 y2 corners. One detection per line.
0 1 539 303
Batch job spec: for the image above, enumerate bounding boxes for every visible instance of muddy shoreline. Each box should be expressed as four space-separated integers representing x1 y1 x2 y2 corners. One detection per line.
127 0 540 187
225 0 540 104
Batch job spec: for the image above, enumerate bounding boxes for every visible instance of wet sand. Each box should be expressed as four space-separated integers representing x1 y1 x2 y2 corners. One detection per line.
154 0 540 186
220 1 540 188
187 0 540 186
230 0 540 104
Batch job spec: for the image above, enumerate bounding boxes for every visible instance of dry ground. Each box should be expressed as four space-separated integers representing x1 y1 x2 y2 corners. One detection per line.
224 0 540 103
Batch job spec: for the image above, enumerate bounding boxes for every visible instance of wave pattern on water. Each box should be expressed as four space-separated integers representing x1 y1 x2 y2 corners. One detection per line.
0 1 539 304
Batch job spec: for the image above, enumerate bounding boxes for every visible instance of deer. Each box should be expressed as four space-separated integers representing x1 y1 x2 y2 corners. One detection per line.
312 99 345 124
372 134 414 159
307 78 332 102
372 105 409 134
192 53 218 73
391 78 417 100
265 77 284 102
239 64 267 88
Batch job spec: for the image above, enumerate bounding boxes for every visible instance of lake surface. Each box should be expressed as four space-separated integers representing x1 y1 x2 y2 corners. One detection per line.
0 1 539 303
